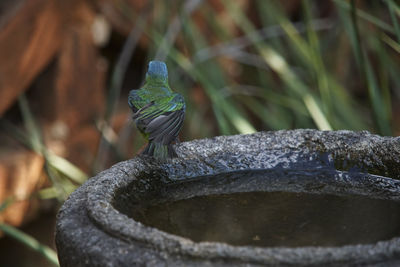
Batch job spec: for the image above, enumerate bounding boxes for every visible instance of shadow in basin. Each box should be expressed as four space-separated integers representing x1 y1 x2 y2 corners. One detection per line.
114 169 400 248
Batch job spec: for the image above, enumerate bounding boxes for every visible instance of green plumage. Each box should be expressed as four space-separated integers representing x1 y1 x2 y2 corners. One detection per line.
128 61 185 159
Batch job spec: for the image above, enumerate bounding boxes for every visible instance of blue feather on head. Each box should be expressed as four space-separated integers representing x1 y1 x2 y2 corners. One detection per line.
146 61 168 81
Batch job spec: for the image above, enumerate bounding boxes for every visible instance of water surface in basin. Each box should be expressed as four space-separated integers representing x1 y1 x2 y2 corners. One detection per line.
131 191 400 247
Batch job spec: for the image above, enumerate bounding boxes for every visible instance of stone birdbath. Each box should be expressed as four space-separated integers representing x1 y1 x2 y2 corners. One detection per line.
56 129 400 266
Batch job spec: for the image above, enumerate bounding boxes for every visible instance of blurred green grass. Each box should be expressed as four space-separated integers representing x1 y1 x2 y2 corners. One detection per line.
141 0 399 138
1 0 400 265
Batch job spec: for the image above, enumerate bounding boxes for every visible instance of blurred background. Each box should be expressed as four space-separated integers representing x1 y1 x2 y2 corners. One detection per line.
0 0 399 266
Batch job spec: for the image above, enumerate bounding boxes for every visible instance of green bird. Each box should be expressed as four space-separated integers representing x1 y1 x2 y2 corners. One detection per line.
128 61 185 159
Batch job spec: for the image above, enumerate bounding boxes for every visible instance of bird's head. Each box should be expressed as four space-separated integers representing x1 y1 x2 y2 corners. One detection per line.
146 61 168 83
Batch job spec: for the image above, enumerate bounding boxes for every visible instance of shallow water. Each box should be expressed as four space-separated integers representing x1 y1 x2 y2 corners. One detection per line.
131 191 400 247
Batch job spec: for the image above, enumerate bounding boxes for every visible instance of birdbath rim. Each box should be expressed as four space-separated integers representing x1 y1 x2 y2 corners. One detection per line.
57 129 400 266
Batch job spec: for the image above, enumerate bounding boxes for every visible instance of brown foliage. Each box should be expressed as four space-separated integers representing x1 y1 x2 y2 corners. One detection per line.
0 0 106 227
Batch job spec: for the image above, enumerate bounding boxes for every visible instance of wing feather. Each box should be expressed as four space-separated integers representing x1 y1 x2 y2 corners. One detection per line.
132 93 185 144
148 109 184 144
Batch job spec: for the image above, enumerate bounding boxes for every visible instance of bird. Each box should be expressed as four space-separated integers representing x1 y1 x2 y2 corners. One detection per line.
128 60 185 159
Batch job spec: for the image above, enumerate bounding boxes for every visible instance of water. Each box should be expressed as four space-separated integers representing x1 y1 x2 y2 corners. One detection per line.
131 191 400 247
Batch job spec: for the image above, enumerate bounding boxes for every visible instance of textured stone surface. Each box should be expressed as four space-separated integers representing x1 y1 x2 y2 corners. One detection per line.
56 129 400 266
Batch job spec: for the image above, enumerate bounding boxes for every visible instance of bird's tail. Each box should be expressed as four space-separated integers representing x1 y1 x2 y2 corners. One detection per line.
141 142 177 159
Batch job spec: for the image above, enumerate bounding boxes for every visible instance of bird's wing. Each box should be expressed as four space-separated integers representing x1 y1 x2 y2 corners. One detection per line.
146 109 185 144
134 94 185 144
128 90 148 112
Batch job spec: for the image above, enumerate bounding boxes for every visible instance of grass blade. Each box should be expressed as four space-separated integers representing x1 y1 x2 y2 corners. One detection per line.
303 95 332 131
334 0 395 33
0 197 15 212
347 0 391 135
46 153 87 184
386 0 400 43
0 223 59 266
